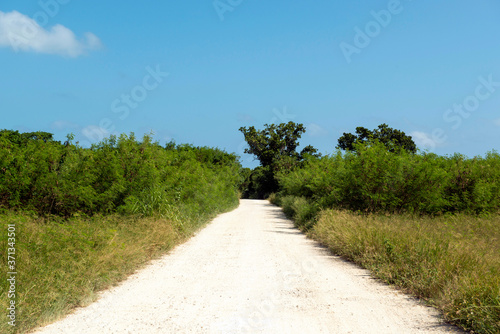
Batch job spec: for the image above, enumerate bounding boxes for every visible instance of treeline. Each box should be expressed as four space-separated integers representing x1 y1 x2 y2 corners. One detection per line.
0 130 241 217
238 122 500 217
238 122 321 199
275 141 500 222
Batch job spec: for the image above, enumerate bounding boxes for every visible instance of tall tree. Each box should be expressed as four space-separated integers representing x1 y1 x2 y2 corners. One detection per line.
239 122 319 198
239 122 318 168
337 123 417 154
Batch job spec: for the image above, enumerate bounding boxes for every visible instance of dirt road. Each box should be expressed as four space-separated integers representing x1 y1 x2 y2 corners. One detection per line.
34 200 462 333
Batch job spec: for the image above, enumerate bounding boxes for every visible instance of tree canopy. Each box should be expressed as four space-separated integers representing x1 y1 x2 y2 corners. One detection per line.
337 123 417 154
239 122 319 168
239 122 319 198
0 130 56 146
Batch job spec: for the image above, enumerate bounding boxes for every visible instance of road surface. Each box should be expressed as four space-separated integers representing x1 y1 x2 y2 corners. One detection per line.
34 199 462 333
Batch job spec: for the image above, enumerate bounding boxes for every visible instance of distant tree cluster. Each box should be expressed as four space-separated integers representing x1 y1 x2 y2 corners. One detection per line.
0 130 57 145
239 122 418 199
239 122 319 168
337 123 417 154
238 122 320 198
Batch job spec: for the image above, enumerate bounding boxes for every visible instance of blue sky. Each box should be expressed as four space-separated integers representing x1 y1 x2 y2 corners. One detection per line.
1 0 499 167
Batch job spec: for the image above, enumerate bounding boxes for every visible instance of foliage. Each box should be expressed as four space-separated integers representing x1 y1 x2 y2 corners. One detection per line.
0 131 241 217
239 122 314 167
239 166 277 199
239 122 319 198
276 141 500 215
337 123 417 154
0 129 57 145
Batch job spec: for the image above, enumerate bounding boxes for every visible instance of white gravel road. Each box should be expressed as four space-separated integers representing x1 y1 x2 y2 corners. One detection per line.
33 199 463 334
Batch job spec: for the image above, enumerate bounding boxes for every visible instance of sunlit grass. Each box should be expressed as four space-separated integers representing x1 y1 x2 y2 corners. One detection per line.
310 209 500 333
0 201 238 334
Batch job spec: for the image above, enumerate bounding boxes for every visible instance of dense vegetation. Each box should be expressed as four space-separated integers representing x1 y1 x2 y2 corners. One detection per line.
337 123 417 154
239 123 499 333
0 129 241 217
2 123 499 333
239 122 320 198
277 140 500 218
0 129 242 334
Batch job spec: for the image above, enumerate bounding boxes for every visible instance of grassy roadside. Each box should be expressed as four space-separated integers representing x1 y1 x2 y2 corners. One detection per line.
0 201 238 334
0 131 243 333
271 195 500 334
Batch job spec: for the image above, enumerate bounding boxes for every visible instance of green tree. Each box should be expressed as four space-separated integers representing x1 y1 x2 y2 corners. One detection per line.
337 123 417 154
239 122 318 168
239 122 319 198
0 129 57 146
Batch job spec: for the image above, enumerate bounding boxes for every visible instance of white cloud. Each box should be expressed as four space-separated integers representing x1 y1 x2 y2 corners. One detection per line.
411 131 440 151
494 118 500 127
237 113 255 123
306 123 328 137
50 120 79 130
0 10 102 57
81 125 110 142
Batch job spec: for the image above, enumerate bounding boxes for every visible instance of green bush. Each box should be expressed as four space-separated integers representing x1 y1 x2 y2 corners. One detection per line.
0 131 241 217
275 195 318 230
276 141 500 216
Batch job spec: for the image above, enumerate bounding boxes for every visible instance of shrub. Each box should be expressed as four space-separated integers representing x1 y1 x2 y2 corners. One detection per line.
0 131 242 217
276 141 500 215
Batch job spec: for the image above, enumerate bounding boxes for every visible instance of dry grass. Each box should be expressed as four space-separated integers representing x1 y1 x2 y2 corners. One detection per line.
310 210 500 333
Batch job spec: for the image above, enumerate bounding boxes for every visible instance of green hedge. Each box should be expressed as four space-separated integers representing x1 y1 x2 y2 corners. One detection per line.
276 141 500 215
0 130 241 217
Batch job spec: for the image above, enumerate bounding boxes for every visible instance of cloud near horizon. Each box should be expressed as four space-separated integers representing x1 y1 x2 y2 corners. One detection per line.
306 123 328 137
0 10 102 57
411 131 443 151
50 120 80 131
81 125 110 143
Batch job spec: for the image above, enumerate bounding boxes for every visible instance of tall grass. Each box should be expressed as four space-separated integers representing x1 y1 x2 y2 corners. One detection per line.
0 205 237 334
310 210 500 333
270 194 319 231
